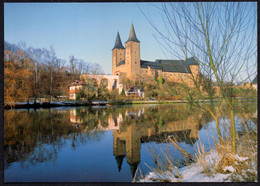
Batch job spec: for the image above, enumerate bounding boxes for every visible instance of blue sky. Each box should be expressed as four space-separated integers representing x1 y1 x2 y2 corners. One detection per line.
4 3 167 74
4 2 257 81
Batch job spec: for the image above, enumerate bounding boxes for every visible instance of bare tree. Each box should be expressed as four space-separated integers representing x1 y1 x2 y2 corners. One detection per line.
77 59 92 75
139 2 257 154
90 63 104 75
27 47 43 103
44 46 57 102
69 55 77 74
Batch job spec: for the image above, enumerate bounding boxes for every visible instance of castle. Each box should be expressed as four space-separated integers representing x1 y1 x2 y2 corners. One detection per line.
72 24 200 100
112 24 199 86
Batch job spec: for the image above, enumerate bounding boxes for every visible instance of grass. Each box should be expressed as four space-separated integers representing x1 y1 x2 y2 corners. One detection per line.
137 118 257 182
192 127 257 182
135 135 196 182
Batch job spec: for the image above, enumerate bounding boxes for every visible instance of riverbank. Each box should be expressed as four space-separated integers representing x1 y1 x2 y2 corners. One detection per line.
4 101 108 109
138 148 257 182
4 97 256 109
137 126 257 183
4 99 188 109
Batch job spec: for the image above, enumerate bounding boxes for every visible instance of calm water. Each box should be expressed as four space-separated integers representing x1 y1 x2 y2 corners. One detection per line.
4 102 257 182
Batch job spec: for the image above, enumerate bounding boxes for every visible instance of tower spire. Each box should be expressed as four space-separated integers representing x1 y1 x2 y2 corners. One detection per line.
113 32 125 50
126 24 140 43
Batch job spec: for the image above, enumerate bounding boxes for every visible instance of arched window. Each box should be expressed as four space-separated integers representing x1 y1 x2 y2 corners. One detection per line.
112 79 117 90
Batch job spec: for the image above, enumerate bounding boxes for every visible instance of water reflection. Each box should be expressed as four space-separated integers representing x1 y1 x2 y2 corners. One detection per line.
4 102 257 182
110 108 202 177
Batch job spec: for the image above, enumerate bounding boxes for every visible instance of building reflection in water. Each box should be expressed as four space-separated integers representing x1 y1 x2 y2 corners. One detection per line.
112 109 202 177
70 109 84 127
69 107 203 177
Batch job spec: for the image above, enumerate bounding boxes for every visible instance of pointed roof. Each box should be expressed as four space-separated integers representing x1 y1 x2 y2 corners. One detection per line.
128 161 140 178
115 155 125 172
113 32 125 50
126 24 140 43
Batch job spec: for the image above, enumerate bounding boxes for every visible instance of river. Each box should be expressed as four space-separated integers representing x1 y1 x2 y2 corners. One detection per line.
4 102 257 182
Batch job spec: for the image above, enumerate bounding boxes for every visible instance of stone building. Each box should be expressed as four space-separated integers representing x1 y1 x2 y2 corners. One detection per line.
68 80 86 100
112 24 199 86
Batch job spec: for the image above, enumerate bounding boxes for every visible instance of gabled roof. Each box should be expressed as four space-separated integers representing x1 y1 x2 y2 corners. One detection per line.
113 32 125 50
185 57 199 65
116 57 198 73
140 60 162 70
155 57 199 66
161 63 191 73
69 80 86 87
126 24 140 43
141 57 198 73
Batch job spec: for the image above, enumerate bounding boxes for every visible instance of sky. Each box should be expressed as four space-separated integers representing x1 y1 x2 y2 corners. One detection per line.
4 3 167 74
4 2 257 81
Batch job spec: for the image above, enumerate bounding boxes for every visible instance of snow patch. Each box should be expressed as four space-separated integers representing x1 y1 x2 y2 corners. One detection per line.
139 149 233 182
223 166 236 173
229 154 249 162
50 102 65 105
203 150 221 165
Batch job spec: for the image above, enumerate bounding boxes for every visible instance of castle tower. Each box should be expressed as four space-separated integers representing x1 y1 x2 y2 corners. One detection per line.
112 32 125 75
125 24 141 79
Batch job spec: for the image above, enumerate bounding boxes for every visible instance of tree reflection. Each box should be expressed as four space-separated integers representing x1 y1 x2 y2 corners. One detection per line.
4 109 81 168
4 102 257 179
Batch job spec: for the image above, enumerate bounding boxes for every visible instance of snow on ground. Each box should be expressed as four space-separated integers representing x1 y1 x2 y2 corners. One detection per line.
50 102 66 105
229 154 249 162
138 149 252 182
13 102 35 105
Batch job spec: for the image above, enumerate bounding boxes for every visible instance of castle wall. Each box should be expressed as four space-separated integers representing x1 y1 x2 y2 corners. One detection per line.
189 65 199 81
112 48 125 75
164 72 195 87
114 64 126 75
141 68 155 76
115 64 198 87
140 67 198 87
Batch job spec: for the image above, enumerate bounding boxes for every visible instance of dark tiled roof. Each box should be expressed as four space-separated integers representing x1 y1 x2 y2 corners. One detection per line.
113 32 125 50
155 57 199 66
161 64 191 73
69 80 86 86
141 57 198 73
185 57 199 65
116 60 125 67
116 58 198 73
140 60 162 70
126 24 140 43
155 59 183 65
